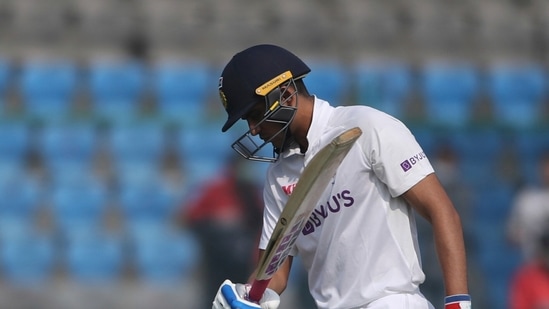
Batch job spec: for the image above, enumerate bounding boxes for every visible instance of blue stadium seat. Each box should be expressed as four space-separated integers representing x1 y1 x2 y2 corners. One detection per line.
512 129 549 159
0 172 42 226
0 163 25 186
511 129 549 186
472 183 515 224
355 61 413 118
63 227 124 283
472 220 521 309
0 120 30 168
177 123 232 159
457 158 499 189
176 123 233 187
118 187 175 227
487 62 548 128
0 167 34 232
447 128 504 161
420 61 480 127
115 161 162 189
151 60 213 125
107 121 166 172
49 174 110 232
0 227 55 285
19 59 78 120
117 174 180 229
130 225 200 284
36 121 98 174
436 128 507 187
304 61 349 106
417 126 503 194
88 59 147 122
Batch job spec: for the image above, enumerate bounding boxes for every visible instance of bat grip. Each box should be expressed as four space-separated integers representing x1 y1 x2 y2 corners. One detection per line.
248 278 271 303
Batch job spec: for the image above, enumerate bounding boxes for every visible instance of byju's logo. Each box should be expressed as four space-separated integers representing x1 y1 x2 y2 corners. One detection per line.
302 190 355 235
400 152 427 172
400 160 412 172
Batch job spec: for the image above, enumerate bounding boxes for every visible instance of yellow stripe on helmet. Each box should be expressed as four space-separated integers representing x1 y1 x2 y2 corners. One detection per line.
255 71 293 96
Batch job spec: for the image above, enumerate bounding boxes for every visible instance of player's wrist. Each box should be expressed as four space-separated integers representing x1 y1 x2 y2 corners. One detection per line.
444 294 471 309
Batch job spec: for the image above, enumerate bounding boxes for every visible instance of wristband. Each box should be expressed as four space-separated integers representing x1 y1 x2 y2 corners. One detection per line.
445 294 471 309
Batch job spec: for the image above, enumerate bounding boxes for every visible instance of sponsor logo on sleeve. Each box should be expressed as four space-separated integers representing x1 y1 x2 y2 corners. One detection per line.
400 151 427 172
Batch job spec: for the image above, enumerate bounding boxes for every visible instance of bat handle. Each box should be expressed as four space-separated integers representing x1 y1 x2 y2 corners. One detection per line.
248 278 272 303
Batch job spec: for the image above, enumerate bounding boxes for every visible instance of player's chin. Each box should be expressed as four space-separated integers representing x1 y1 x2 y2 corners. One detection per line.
263 131 286 150
270 138 285 150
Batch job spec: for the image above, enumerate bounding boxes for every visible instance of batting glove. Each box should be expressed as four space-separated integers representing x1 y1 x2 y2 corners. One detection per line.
444 294 471 309
212 279 280 309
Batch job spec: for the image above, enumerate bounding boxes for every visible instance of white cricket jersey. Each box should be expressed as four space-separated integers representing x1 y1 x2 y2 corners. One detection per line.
259 98 435 309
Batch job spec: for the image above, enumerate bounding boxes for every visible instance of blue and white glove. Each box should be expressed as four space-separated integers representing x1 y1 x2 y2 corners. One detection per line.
444 294 471 309
212 279 280 309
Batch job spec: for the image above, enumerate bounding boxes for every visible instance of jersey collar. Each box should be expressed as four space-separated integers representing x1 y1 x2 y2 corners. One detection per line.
306 96 335 149
279 96 335 160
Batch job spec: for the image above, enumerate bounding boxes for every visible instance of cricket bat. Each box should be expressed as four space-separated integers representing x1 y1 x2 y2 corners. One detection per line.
247 127 362 302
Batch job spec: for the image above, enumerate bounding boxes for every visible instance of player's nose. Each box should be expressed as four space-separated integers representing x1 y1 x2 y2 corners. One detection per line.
247 121 260 136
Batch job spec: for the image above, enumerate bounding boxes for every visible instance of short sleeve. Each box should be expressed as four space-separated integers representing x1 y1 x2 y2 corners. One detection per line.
366 115 434 197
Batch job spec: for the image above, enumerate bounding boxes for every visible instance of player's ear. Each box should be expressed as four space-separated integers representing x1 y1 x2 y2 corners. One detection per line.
280 86 297 107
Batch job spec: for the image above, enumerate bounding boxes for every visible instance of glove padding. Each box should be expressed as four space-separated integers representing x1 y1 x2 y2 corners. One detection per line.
444 294 471 309
212 279 280 309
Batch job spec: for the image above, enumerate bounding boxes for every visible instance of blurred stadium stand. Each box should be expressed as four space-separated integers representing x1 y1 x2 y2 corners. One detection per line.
19 58 79 121
87 58 148 122
354 60 414 119
303 60 350 107
486 61 548 128
151 59 215 126
419 60 481 127
0 0 547 308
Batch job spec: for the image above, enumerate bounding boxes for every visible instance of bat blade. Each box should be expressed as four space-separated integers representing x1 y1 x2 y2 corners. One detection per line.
248 127 362 302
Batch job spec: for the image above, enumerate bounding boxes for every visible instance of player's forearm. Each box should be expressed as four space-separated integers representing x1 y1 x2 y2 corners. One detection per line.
403 174 469 295
432 207 469 296
250 251 292 295
266 255 293 294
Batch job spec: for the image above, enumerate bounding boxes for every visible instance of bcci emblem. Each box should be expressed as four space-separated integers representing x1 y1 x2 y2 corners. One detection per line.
218 77 228 110
219 90 228 110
